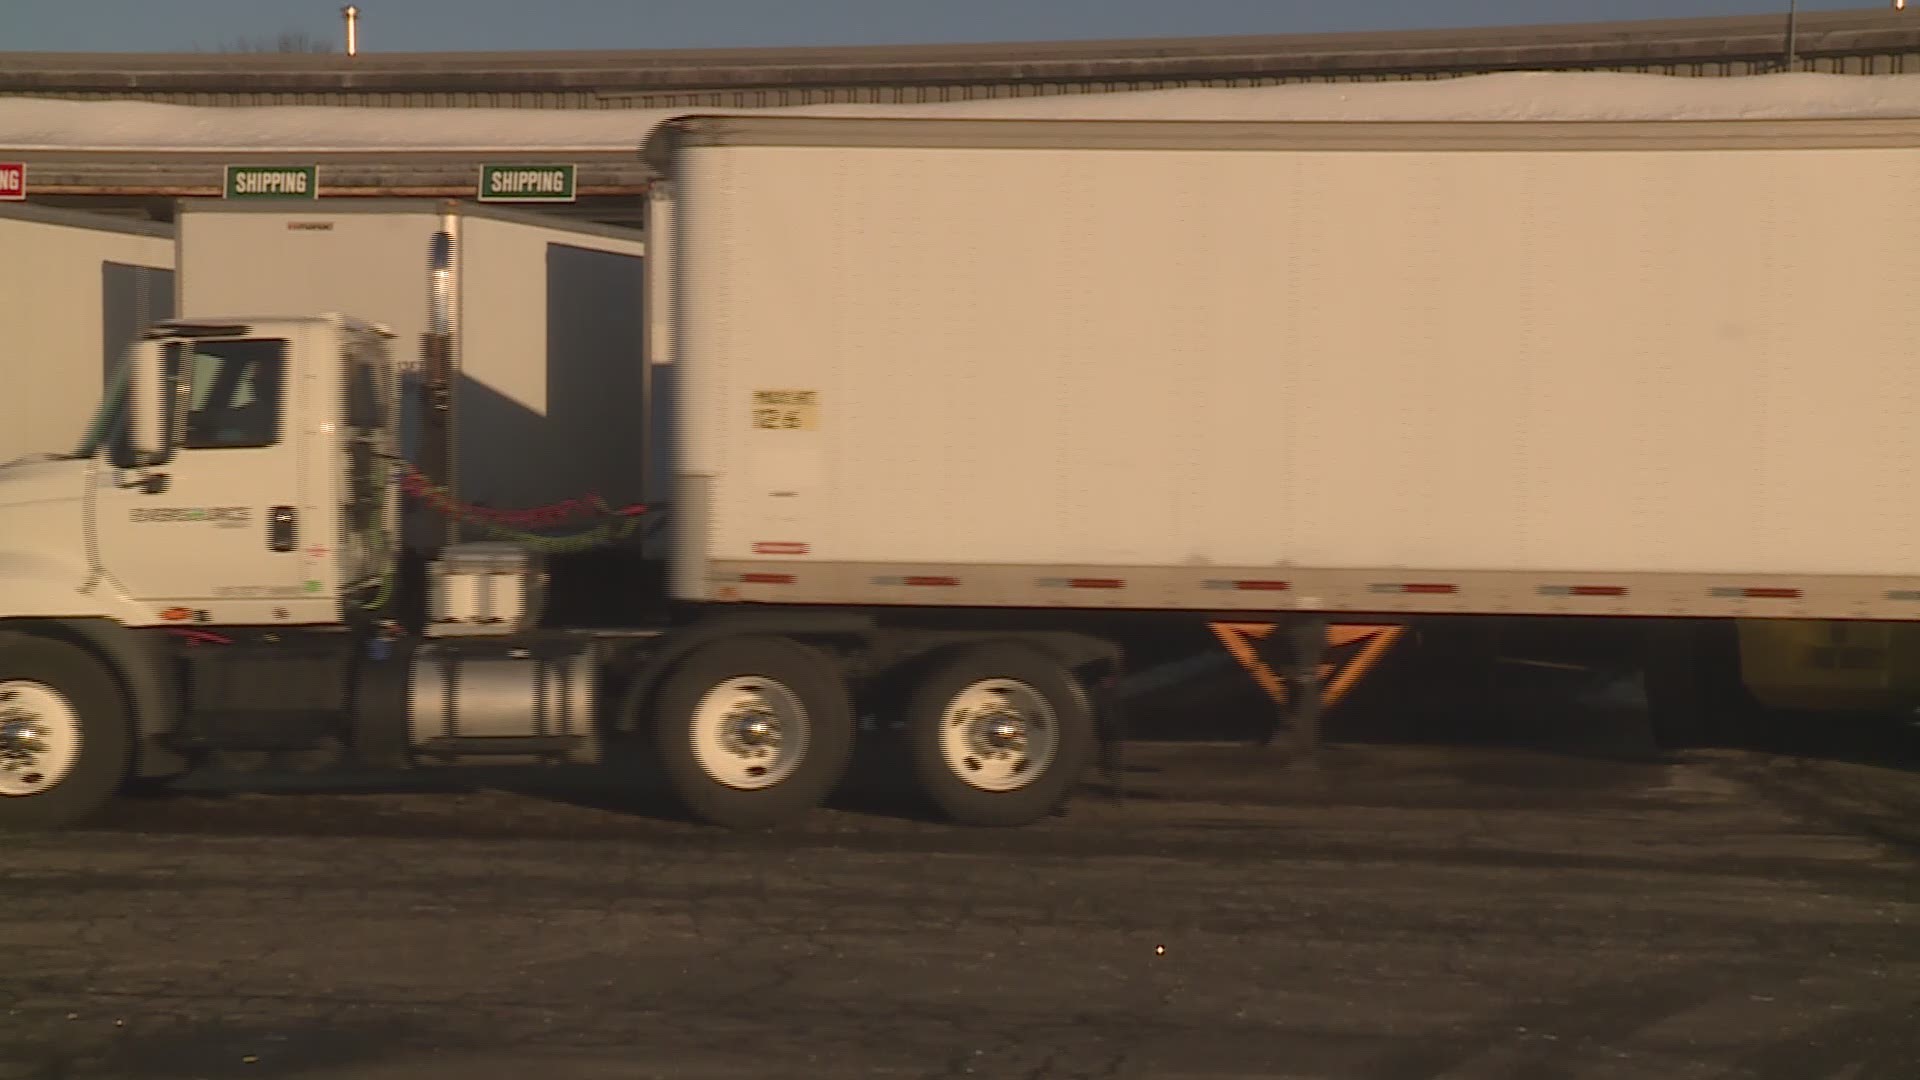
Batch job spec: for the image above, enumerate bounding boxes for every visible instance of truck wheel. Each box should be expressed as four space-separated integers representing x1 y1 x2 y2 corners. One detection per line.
0 635 129 831
653 636 853 829
906 643 1093 827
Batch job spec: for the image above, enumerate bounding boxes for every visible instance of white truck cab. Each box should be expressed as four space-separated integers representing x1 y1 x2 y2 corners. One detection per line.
126 316 399 628
0 315 403 630
0 315 407 825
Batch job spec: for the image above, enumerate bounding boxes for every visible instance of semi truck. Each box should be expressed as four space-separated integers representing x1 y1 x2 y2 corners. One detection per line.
4 112 1919 831
0 203 173 469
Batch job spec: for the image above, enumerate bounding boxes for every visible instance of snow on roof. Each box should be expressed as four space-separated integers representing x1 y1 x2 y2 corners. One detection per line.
7 71 1920 154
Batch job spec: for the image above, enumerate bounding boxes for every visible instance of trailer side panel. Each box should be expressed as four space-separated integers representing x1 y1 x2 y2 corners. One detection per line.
667 119 1920 619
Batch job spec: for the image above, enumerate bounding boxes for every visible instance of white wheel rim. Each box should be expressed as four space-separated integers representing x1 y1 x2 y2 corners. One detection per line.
0 680 83 798
938 678 1058 793
689 675 811 791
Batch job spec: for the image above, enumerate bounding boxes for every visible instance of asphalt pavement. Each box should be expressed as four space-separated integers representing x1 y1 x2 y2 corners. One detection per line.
2 739 1916 1080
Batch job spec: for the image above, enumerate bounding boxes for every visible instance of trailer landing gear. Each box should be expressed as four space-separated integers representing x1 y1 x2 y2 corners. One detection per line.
1254 617 1329 763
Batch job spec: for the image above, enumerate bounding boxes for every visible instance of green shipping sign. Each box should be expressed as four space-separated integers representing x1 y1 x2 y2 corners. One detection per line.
478 164 577 203
225 165 317 200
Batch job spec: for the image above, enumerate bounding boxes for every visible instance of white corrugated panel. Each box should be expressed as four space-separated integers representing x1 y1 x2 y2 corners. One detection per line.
178 204 651 521
457 214 648 515
178 204 440 370
680 139 1920 578
176 204 441 554
0 211 172 466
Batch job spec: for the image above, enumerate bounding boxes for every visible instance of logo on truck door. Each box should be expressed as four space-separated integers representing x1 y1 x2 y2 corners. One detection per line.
130 506 251 529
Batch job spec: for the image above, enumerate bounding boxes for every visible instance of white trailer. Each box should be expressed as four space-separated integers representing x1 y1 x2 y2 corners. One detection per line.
0 203 172 467
656 115 1920 622
5 113 1920 833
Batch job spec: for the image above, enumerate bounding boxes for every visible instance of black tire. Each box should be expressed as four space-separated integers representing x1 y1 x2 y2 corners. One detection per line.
0 633 130 831
652 635 853 830
906 642 1094 827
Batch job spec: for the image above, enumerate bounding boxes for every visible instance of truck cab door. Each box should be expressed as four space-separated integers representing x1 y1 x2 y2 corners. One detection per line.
94 335 317 624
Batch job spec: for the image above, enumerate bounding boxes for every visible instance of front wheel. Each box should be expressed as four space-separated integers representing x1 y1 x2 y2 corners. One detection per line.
906 643 1094 827
0 634 129 831
652 635 854 830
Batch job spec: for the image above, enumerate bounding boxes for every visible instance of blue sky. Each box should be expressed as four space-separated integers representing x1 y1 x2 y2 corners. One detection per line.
0 1 1883 53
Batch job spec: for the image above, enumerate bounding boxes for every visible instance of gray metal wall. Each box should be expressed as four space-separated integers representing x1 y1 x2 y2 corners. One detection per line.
101 262 174 384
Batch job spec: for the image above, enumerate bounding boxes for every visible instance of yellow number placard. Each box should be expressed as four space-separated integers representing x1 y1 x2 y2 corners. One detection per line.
751 389 819 431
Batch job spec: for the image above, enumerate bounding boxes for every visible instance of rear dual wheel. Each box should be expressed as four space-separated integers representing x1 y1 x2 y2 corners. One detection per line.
652 636 1094 829
653 635 853 830
906 644 1094 827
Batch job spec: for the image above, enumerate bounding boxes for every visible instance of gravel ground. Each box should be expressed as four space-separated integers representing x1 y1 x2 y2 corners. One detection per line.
2 740 1916 1080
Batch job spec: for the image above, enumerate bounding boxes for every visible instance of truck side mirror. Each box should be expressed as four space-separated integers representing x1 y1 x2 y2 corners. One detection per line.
127 340 182 468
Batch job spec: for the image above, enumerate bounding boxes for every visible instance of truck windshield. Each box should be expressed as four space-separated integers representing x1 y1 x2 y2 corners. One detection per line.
71 338 287 460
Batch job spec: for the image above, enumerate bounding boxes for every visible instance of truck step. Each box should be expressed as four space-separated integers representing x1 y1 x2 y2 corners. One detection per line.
169 710 342 752
184 646 352 716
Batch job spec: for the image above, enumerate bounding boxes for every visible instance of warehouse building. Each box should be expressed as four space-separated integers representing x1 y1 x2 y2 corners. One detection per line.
2 8 1919 225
